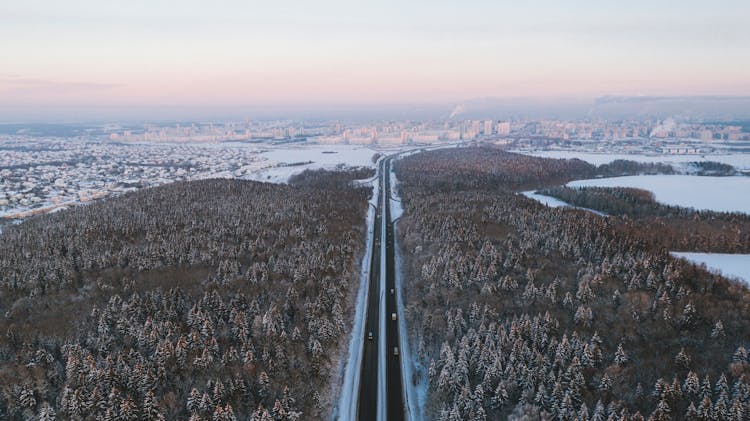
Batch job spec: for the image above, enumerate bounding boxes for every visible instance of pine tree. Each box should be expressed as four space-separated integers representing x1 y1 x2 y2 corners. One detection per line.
729 397 744 421
491 383 508 408
38 402 56 421
614 343 628 366
258 371 271 400
143 390 163 420
732 346 748 364
711 320 726 338
683 371 699 397
19 384 36 409
698 396 712 420
684 402 698 421
652 398 671 421
591 400 606 421
674 348 690 369
714 391 730 419
599 373 612 393
187 388 201 414
715 373 729 397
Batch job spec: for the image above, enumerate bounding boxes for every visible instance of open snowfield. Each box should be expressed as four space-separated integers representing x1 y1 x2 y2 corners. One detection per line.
516 150 750 170
568 175 750 214
247 144 380 183
671 252 750 284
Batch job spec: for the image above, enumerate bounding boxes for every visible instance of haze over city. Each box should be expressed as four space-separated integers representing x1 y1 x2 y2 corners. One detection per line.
2 0 750 121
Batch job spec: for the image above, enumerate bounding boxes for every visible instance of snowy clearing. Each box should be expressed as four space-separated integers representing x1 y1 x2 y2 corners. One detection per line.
568 175 750 214
245 144 380 183
671 252 750 284
521 191 608 216
521 191 571 208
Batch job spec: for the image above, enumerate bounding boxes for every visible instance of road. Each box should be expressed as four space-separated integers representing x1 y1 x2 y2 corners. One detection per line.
358 157 405 421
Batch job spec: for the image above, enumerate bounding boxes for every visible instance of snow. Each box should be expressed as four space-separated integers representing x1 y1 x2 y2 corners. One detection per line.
521 191 608 216
671 252 750 284
260 144 378 167
516 150 750 170
390 165 424 421
568 175 750 214
521 191 570 208
335 160 381 421
246 144 380 183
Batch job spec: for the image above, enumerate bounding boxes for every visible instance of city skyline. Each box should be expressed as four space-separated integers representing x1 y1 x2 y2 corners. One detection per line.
2 0 750 121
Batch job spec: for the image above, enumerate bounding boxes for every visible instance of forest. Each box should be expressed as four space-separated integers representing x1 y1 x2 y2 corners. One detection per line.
0 169 372 420
394 147 750 420
538 186 750 253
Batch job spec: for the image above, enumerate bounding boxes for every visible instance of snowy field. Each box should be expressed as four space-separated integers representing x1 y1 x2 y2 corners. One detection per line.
516 150 750 171
568 175 750 214
671 252 750 284
246 144 380 183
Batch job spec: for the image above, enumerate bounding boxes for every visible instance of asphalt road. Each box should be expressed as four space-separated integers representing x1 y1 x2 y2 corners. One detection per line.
358 158 405 421
383 159 405 421
358 169 382 421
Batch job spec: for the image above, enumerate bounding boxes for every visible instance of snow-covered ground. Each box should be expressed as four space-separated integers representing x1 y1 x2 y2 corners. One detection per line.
390 165 424 421
671 252 750 284
335 161 380 421
568 175 750 214
246 144 380 183
516 150 750 171
521 191 608 216
521 191 571 208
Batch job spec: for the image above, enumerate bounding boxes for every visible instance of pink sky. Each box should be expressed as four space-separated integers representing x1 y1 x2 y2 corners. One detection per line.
1 0 749 117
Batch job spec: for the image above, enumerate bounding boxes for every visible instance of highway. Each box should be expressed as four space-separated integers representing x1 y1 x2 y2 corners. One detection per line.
357 157 405 421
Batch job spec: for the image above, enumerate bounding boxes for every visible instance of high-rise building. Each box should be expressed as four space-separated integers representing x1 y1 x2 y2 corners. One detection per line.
496 121 510 136
483 120 494 135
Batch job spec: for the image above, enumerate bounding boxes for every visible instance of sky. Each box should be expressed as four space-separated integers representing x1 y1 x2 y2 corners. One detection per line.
1 0 749 120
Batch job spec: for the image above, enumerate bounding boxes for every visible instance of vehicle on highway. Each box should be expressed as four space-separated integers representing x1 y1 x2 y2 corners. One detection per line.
393 347 399 356
390 288 394 295
368 331 374 340
391 312 397 321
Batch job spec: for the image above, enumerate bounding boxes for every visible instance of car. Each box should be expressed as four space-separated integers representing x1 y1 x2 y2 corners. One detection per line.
390 288 394 295
393 347 399 356
391 312 397 321
368 331 374 340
